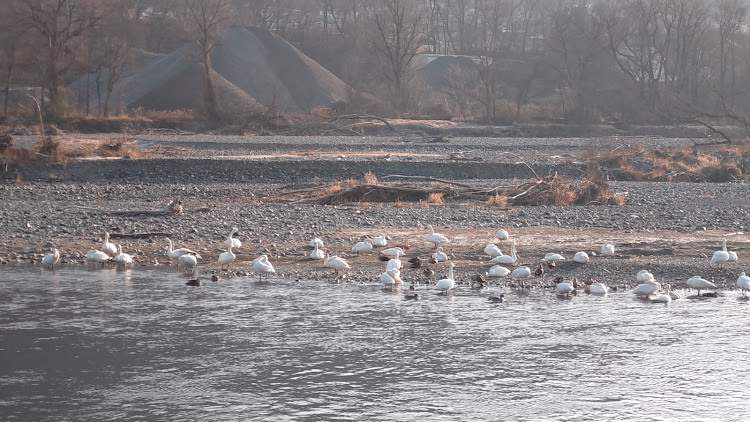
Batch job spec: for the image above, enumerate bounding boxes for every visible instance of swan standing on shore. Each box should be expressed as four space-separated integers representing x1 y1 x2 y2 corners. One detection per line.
488 265 511 277
573 251 590 264
178 253 198 274
101 232 117 256
86 250 110 267
601 244 615 256
166 238 201 260
324 251 350 276
425 225 450 249
310 244 325 260
373 234 388 247
484 244 503 257
225 228 241 249
253 255 275 281
496 229 510 241
114 244 133 267
556 278 575 297
218 244 236 270
687 276 717 296
432 247 448 263
711 238 730 267
722 238 738 262
42 248 60 269
511 266 531 279
737 272 750 297
433 263 455 294
491 241 518 264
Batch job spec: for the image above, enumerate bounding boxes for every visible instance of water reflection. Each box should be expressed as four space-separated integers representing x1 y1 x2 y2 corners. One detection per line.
0 267 749 421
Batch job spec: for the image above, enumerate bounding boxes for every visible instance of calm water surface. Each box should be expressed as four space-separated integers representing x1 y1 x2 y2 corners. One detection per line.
1 266 749 421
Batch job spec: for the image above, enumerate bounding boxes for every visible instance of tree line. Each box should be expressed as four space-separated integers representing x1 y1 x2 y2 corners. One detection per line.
1 0 749 127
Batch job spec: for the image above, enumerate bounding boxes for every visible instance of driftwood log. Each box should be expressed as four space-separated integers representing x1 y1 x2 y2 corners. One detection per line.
108 232 173 239
70 197 183 216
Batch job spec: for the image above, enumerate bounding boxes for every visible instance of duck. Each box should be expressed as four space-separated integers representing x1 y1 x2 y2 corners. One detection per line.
535 264 544 277
42 248 60 269
484 243 503 257
573 251 590 264
310 243 325 260
253 255 275 281
86 250 110 267
737 272 750 297
178 253 198 274
352 239 373 255
488 265 511 277
408 257 422 269
651 284 672 303
310 237 324 248
425 225 450 249
633 280 661 297
101 232 117 256
544 253 565 261
488 294 505 303
491 241 518 264
432 246 448 263
381 247 405 258
373 234 388 247
511 266 531 279
589 282 608 295
405 291 420 300
225 228 241 249
601 243 615 256
324 251 350 275
636 270 655 283
710 238 730 267
423 266 435 280
556 278 575 297
186 278 201 287
432 262 455 294
496 229 510 241
218 244 236 270
166 238 201 260
547 260 557 270
471 273 486 289
686 276 717 296
114 244 133 267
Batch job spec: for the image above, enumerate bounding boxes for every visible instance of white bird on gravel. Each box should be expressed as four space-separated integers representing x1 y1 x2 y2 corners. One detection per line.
633 280 661 297
432 262 455 294
225 228 241 249
636 270 655 283
86 250 110 267
425 225 450 248
511 266 531 279
737 272 750 297
484 243 503 257
496 229 510 241
310 243 325 260
101 232 117 256
651 284 672 303
687 276 717 296
432 246 448 263
218 244 236 270
544 253 565 261
601 243 615 256
722 238 738 262
114 244 133 267
166 238 201 260
488 265 511 277
324 251 350 276
381 247 405 258
253 255 275 281
711 238 730 267
491 241 518 265
589 282 608 295
42 248 60 269
352 239 373 255
310 237 324 248
373 234 388 247
556 278 575 297
573 251 590 264
386 255 402 271
178 253 198 274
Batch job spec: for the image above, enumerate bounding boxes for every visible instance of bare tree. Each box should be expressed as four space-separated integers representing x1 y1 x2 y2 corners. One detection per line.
0 1 28 121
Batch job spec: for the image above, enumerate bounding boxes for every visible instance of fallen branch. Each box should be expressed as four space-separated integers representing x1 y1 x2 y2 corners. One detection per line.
381 174 475 188
70 197 183 216
331 114 395 132
108 232 173 239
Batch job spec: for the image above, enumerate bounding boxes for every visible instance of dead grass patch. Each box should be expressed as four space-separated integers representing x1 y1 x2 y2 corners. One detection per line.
0 136 150 163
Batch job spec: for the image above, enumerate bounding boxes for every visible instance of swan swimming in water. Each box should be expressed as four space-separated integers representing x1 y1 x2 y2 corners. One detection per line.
600 243 615 256
687 276 716 296
225 228 241 249
218 244 236 270
178 253 198 274
432 262 455 294
484 244 503 257
573 251 590 264
166 238 201 260
488 265 511 277
425 225 450 248
42 248 60 269
589 282 608 294
253 255 275 281
432 246 448 263
737 272 750 297
710 238 730 267
651 284 672 303
114 244 133 267
101 232 117 256
633 277 661 297
496 229 509 241
491 241 518 264
310 244 325 260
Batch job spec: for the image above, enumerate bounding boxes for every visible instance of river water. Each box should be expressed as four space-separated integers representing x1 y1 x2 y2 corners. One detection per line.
1 266 748 421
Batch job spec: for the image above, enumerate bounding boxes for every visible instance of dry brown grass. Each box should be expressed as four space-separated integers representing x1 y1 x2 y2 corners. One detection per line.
363 171 378 185
424 192 444 205
0 136 150 163
485 192 509 207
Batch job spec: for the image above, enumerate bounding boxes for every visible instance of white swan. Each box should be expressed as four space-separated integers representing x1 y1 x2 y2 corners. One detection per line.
484 243 503 257
544 253 565 261
488 265 511 277
386 255 402 271
225 228 241 249
218 244 235 270
310 237 324 248
737 272 750 297
651 284 672 303
669 289 681 300
432 246 448 263
42 248 60 269
711 238 730 267
381 247 405 258
687 276 716 296
589 282 608 294
373 234 388 247
101 232 117 256
166 238 201 260
633 280 661 297
178 253 198 274
432 262 455 294
324 251 350 275
511 266 531 279
310 244 325 260
722 238 738 262
380 268 397 289
601 243 615 256
425 225 450 248
573 251 590 264
636 270 655 283
556 278 575 296
496 229 509 240
114 244 133 267
491 241 518 264
352 239 373 255
86 250 110 267
253 255 275 281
